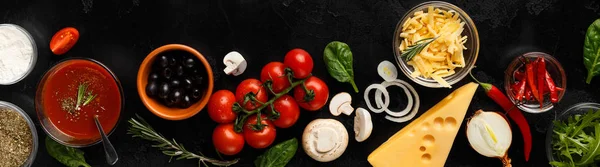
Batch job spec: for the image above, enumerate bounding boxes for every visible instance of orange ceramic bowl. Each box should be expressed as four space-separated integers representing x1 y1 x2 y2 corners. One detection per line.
137 44 214 120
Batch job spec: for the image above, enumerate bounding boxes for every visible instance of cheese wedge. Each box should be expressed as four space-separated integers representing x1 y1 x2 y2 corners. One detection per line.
367 82 479 167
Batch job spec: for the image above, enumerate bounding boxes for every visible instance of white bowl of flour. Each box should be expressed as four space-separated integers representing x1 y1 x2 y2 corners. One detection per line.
0 24 37 85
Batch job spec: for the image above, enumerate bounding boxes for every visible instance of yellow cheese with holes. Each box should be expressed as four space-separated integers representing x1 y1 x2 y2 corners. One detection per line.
367 82 478 167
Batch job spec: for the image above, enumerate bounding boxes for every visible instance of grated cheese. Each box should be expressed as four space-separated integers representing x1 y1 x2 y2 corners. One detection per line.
399 6 468 88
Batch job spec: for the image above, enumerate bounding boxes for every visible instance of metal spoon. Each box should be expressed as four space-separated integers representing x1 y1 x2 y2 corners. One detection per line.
94 115 119 165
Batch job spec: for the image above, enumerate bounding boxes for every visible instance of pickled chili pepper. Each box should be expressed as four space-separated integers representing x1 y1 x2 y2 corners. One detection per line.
514 70 525 81
544 70 560 103
537 58 546 108
470 72 532 161
515 79 527 101
525 85 532 100
525 59 540 102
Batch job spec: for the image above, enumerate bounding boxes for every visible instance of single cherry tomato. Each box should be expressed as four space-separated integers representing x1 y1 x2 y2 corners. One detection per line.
260 62 291 93
213 123 245 155
50 27 79 55
269 95 300 128
243 115 276 149
207 90 237 123
284 49 313 79
235 79 268 110
293 76 329 111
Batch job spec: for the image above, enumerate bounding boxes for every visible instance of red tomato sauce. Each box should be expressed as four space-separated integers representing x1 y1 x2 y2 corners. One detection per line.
41 59 121 141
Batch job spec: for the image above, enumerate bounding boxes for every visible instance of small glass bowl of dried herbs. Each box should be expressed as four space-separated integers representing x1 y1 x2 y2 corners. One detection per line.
0 100 38 167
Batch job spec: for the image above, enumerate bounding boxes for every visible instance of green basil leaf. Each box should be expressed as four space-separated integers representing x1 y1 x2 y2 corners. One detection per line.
324 41 359 92
254 138 298 167
45 137 91 167
584 18 600 84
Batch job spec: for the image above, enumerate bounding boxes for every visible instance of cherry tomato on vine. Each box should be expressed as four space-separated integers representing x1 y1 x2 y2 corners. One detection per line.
213 123 245 155
260 62 290 93
243 115 276 149
207 90 237 123
269 95 300 128
284 49 313 79
235 79 268 110
293 76 329 111
50 27 79 55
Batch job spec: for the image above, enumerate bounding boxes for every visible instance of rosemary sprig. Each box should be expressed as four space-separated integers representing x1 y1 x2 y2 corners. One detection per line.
127 115 239 167
400 36 439 61
75 83 97 110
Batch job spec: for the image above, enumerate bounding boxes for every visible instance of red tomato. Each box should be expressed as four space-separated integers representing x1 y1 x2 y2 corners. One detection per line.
293 76 329 111
243 115 276 149
284 49 313 79
269 95 300 128
213 123 245 155
260 62 290 93
207 90 237 123
235 79 268 110
50 27 79 55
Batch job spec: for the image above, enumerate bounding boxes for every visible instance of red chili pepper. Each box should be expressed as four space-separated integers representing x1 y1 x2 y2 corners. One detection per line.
470 72 532 161
537 58 546 108
514 70 525 81
515 79 527 101
525 86 532 101
544 70 560 103
525 59 540 102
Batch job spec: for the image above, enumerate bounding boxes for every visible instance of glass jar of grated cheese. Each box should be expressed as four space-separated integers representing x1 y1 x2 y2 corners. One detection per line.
393 1 479 88
0 24 37 85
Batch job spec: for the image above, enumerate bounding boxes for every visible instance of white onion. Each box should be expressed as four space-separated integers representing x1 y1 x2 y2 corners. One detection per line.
364 84 389 113
364 79 420 123
382 80 420 123
374 80 413 117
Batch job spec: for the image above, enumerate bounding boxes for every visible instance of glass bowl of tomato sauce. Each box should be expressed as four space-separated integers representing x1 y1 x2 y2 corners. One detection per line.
35 58 124 147
504 52 566 113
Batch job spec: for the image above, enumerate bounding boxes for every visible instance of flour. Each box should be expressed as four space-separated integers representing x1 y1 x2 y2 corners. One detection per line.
0 24 35 84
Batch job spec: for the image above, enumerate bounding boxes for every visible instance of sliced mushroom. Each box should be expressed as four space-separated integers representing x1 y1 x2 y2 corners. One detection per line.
329 92 353 116
302 119 349 162
354 108 373 142
223 51 247 76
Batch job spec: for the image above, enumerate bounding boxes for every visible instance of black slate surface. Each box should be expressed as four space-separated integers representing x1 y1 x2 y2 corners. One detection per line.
1 0 600 166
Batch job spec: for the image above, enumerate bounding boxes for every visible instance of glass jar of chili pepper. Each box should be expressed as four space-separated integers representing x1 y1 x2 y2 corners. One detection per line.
504 52 567 113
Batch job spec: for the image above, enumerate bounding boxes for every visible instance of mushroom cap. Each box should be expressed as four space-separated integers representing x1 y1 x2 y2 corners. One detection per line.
302 119 349 162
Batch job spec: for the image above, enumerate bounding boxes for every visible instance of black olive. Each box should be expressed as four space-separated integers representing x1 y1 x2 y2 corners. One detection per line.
175 65 185 77
179 94 192 108
162 67 173 80
168 57 177 67
166 89 183 107
146 81 159 97
191 88 203 100
183 57 195 69
158 82 170 99
148 72 160 82
157 55 169 68
182 78 193 90
169 79 181 88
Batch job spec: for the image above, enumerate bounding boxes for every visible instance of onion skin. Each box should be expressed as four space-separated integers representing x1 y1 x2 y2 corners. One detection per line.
466 110 512 167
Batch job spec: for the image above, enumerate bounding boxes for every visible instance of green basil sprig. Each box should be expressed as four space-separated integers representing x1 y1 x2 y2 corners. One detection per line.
584 18 600 84
254 138 298 167
46 137 91 167
323 41 358 92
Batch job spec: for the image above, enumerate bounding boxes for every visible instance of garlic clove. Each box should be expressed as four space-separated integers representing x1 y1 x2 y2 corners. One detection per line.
466 110 512 159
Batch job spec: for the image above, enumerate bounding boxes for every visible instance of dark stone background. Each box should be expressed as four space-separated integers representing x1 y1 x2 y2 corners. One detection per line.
1 0 599 166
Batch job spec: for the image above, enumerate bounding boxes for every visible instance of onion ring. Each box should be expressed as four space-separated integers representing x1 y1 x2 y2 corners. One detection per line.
385 80 420 123
374 80 413 117
364 84 389 113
